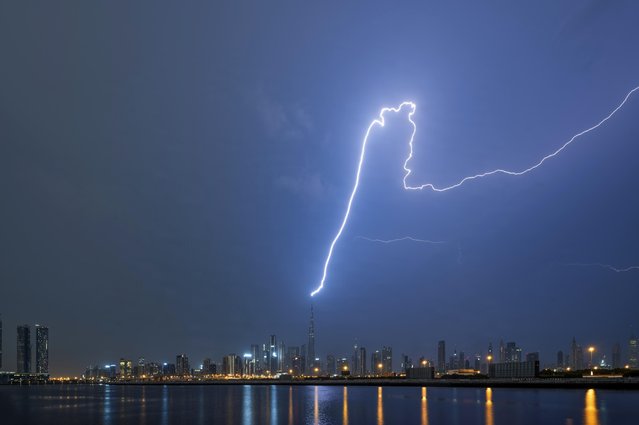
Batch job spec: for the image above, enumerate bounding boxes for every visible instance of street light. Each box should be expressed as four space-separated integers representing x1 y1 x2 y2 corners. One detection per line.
588 346 595 368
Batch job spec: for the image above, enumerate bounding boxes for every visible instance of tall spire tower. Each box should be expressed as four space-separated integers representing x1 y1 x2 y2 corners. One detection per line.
308 304 315 370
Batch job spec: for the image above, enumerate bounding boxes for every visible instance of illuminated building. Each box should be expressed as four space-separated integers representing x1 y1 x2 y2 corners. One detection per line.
176 354 190 376
17 325 31 373
162 362 176 375
269 335 277 373
119 358 132 377
35 324 49 375
223 354 241 375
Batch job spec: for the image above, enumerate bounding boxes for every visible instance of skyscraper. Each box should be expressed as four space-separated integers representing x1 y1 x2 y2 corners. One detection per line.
505 342 521 363
557 350 564 368
35 324 49 374
17 325 31 373
176 354 190 376
251 344 261 374
222 354 240 375
326 354 336 376
372 350 382 375
351 342 359 376
382 346 392 375
437 340 446 373
575 346 584 370
629 334 638 368
269 335 277 373
307 305 315 370
355 346 367 376
612 343 621 369
277 340 286 373
0 314 3 370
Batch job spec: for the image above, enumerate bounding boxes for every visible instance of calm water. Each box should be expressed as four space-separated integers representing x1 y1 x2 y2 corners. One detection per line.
0 384 636 425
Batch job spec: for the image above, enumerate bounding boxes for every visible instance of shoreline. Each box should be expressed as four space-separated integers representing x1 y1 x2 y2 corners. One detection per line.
20 377 639 390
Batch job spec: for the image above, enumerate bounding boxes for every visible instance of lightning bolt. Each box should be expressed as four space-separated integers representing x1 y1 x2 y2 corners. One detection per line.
403 86 639 191
566 263 639 273
356 236 446 244
311 86 638 296
310 102 416 297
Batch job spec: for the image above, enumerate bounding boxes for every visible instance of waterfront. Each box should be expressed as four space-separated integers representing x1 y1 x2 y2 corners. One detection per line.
0 385 636 425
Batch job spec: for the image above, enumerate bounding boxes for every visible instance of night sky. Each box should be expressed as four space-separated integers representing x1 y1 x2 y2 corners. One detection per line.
2 2 639 375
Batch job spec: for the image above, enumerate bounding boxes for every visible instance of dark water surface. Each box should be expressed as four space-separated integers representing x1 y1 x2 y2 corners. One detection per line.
0 384 636 424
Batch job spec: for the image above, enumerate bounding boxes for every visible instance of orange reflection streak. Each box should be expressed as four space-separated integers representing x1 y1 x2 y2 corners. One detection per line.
584 389 599 425
377 387 384 425
288 386 293 425
343 386 349 425
485 388 493 425
314 386 319 425
421 387 428 425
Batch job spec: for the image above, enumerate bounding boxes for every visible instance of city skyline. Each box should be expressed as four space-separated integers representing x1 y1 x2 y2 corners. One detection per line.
2 1 639 378
1 310 637 377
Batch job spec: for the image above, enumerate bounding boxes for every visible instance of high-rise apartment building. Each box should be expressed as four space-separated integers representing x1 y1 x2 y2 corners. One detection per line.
17 325 31 373
35 324 49 374
176 354 190 376
223 354 240 375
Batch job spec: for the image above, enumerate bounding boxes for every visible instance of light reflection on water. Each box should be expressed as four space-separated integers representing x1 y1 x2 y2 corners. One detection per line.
584 389 599 425
342 386 348 425
485 388 493 425
377 386 383 425
421 387 428 425
0 384 629 425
